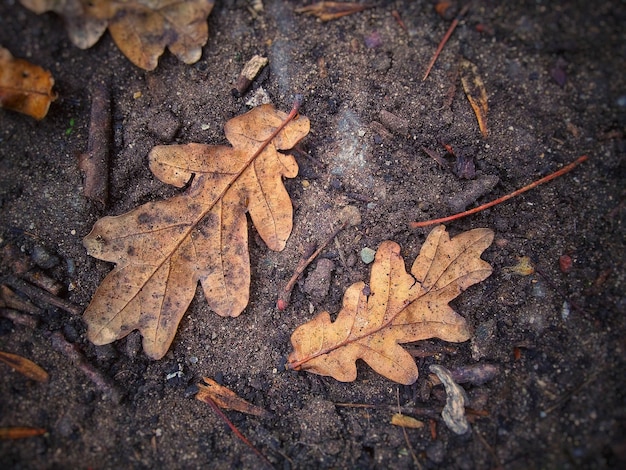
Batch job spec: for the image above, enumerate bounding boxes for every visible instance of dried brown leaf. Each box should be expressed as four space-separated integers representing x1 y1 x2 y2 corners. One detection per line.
196 377 271 418
288 226 493 385
0 46 56 119
83 104 310 359
0 350 49 382
20 0 215 70
460 58 488 138
295 2 372 21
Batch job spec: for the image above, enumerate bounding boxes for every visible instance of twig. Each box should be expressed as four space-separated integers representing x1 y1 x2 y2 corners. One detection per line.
276 222 347 310
1 243 64 295
200 394 274 469
423 2 472 81
79 83 111 209
335 402 442 419
49 332 122 403
0 308 39 329
391 10 407 32
6 276 82 316
543 370 601 415
396 388 422 469
410 155 588 228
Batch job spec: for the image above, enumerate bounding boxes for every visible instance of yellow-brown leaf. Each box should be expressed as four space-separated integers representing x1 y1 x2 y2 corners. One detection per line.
0 351 49 382
0 47 56 120
460 59 489 138
390 413 424 429
196 377 271 418
83 104 310 359
20 0 215 70
287 226 493 385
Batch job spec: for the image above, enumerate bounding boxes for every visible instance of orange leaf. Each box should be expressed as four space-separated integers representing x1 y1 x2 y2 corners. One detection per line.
460 59 489 138
20 0 215 70
0 351 49 382
83 104 310 359
295 2 373 21
196 377 271 418
0 427 46 440
287 226 493 385
0 46 56 119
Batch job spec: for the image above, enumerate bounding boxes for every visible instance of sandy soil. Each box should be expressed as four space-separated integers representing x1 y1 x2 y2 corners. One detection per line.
1 1 625 468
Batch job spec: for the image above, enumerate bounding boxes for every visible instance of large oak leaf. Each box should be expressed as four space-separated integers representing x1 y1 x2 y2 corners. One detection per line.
83 104 310 359
287 226 493 384
20 0 215 70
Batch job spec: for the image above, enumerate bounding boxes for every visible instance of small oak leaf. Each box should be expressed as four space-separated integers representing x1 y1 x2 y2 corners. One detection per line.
287 226 494 385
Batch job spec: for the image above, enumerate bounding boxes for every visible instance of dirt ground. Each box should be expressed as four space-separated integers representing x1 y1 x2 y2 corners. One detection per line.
1 0 625 468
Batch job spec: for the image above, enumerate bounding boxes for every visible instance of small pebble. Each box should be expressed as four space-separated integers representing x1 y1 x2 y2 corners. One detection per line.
31 244 60 269
360 247 376 264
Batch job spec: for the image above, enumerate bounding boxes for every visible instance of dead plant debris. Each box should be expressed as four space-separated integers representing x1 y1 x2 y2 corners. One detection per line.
83 103 310 359
287 225 494 385
20 0 215 70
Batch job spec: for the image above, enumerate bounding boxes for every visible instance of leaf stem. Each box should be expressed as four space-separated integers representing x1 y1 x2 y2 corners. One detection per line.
410 155 588 228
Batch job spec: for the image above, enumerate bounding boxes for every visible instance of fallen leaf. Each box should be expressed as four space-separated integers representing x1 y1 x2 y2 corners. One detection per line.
83 104 310 359
0 351 49 382
295 2 372 21
0 46 56 119
196 377 271 418
503 256 535 276
429 364 469 434
287 225 494 385
20 0 215 70
460 58 488 138
0 427 47 439
391 413 424 429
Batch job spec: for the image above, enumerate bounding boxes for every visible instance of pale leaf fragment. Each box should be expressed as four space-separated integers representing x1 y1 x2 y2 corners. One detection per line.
391 413 424 429
295 2 373 21
430 364 470 434
288 226 494 384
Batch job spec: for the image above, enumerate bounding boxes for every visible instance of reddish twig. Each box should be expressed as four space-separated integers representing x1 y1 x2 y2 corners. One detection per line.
276 222 347 310
391 9 407 32
410 155 588 228
422 2 472 81
200 394 274 468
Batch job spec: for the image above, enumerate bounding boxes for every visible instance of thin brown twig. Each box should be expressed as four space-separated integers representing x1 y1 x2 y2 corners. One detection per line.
276 222 347 310
423 2 472 81
49 332 122 403
396 388 422 469
6 276 82 316
410 155 589 228
200 394 274 468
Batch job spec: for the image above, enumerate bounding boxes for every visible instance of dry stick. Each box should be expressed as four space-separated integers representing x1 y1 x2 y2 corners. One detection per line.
276 222 347 310
200 394 274 469
79 83 111 209
6 276 82 316
49 332 122 403
423 1 472 81
410 155 589 228
396 388 422 470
